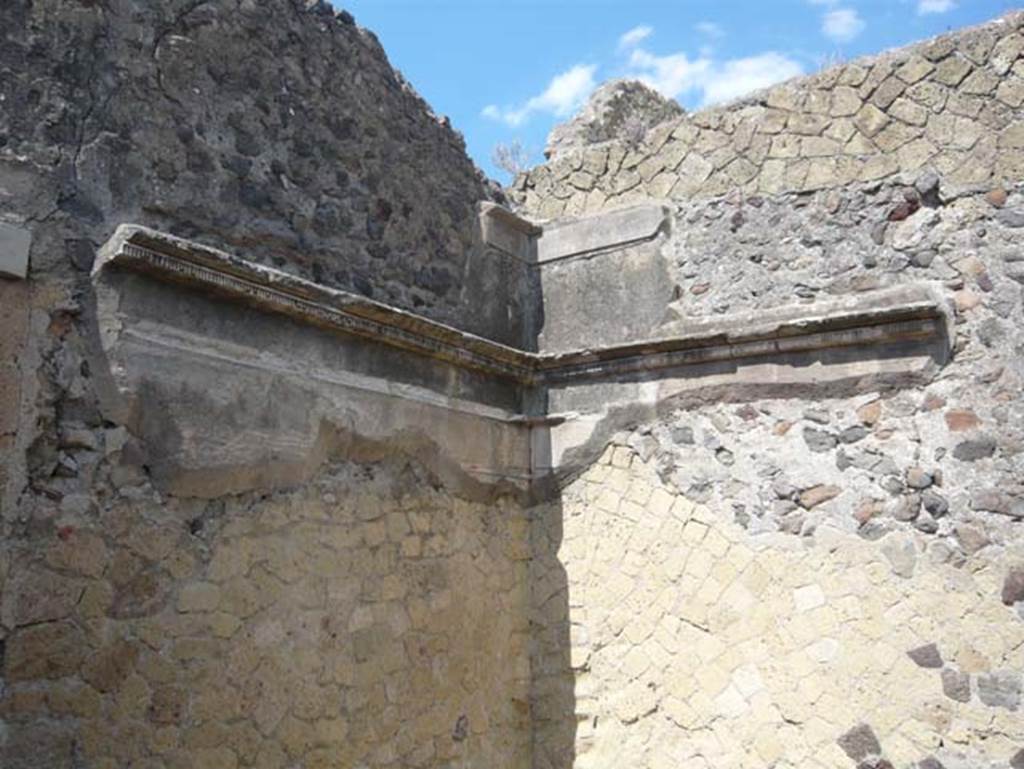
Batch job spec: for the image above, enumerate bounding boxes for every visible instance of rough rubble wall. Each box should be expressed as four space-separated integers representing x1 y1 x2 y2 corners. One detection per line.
521 11 1024 769
531 448 1024 769
554 179 1024 536
0 0 497 327
1 458 531 769
0 2 534 768
513 13 1024 218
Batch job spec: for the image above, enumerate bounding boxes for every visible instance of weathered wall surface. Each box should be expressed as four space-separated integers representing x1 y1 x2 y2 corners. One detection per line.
521 11 1024 769
514 13 1024 218
4 3 1024 768
539 179 1024 529
1 458 531 769
532 448 1024 769
0 3 534 768
0 281 32 520
0 0 502 331
544 79 684 162
517 12 1024 545
88 231 534 499
533 203 673 352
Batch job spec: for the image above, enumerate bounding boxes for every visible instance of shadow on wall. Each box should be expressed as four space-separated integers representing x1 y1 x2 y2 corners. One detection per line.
531 493 576 769
1 445 539 766
525 309 954 768
528 404 577 769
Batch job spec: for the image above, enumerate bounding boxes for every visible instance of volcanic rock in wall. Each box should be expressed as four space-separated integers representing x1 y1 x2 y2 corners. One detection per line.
0 0 498 327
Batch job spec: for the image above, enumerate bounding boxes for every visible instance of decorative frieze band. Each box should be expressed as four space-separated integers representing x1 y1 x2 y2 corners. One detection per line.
94 225 953 388
539 317 945 384
97 226 535 383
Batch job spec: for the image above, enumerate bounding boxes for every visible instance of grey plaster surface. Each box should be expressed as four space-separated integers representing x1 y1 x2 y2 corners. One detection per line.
535 203 668 263
0 221 31 279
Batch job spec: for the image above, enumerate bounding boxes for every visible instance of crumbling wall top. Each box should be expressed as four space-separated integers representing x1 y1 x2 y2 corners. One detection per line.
513 11 1024 217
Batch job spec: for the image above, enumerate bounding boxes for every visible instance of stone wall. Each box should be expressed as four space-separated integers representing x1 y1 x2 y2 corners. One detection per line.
0 3 534 768
531 447 1024 769
516 12 1024 550
0 281 31 523
513 13 1024 218
1 226 537 769
1 457 531 769
0 0 503 332
520 11 1024 769
538 178 1024 527
4 4 1024 769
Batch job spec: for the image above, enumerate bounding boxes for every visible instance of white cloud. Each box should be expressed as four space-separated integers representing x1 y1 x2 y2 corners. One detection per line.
822 8 865 42
618 25 653 51
484 24 801 130
703 53 806 104
629 49 712 100
628 48 803 106
918 0 955 13
481 64 597 126
695 21 724 39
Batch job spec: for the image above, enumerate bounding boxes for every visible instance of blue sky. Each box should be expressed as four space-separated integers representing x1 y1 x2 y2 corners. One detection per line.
339 0 1017 180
